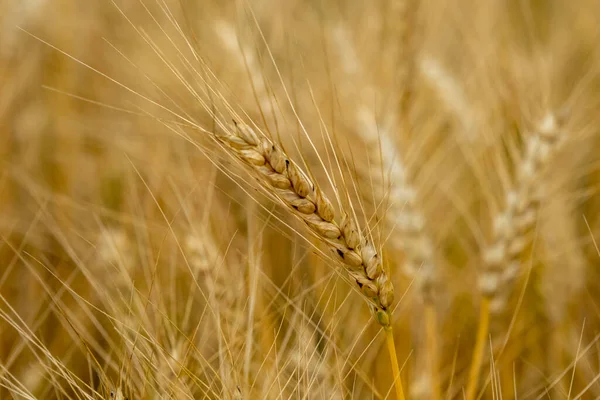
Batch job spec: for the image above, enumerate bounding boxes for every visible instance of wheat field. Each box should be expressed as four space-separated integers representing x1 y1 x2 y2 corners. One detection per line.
1 0 600 399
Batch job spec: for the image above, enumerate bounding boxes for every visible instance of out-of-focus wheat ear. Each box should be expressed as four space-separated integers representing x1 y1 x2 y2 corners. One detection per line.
18 363 46 398
217 121 394 325
332 20 437 313
467 112 564 400
154 338 195 399
332 20 438 399
419 55 479 143
93 226 138 324
184 233 243 398
355 108 439 303
284 315 344 399
93 227 151 395
214 20 281 132
480 113 563 314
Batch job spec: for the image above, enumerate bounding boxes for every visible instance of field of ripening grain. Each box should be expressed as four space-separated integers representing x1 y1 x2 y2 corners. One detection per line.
1 0 600 399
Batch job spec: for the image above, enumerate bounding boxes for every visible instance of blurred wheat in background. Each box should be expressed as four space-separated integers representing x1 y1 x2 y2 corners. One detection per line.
1 0 600 399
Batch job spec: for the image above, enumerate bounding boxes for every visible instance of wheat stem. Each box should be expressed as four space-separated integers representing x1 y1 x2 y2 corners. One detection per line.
466 297 490 400
425 305 441 400
386 327 407 400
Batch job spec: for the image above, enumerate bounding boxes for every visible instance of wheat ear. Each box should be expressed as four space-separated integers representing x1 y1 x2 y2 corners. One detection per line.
217 121 394 326
481 113 562 312
214 20 280 130
467 112 563 400
419 55 479 143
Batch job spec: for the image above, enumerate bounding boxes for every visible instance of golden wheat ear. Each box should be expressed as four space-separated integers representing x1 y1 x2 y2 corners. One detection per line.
216 121 395 326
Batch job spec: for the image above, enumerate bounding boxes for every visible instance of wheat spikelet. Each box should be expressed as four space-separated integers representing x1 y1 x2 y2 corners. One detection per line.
216 121 394 327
